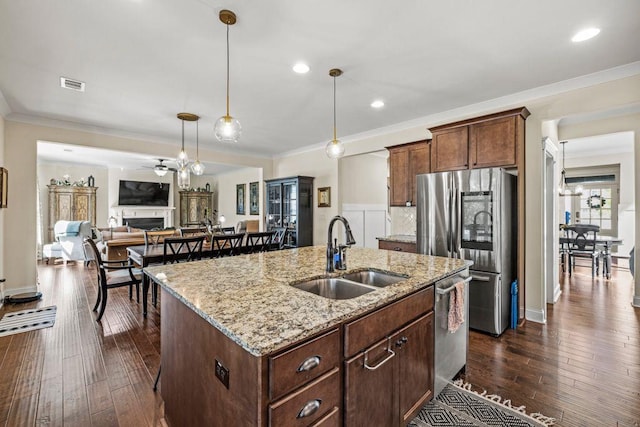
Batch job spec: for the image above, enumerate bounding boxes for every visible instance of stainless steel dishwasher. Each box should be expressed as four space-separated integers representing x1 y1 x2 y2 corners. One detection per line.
434 272 471 397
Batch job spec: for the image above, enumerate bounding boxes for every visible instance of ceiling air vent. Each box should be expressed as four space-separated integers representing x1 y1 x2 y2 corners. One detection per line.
60 77 85 92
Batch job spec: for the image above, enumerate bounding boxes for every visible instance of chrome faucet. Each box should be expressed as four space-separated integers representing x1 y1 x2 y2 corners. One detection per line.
326 215 356 272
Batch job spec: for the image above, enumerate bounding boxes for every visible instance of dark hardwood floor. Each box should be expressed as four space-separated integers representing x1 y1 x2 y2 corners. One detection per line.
0 260 638 426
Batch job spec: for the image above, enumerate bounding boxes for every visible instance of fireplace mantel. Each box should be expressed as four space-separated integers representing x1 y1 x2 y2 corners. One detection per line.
112 206 175 228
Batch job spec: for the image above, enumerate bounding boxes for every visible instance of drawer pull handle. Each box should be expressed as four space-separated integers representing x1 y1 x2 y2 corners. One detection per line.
364 338 396 370
297 399 322 419
393 247 402 251
297 356 321 372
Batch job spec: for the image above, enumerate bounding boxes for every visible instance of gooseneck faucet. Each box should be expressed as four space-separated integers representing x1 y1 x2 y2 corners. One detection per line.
326 215 356 272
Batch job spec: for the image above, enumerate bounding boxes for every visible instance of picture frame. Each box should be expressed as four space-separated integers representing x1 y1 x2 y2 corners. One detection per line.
236 183 246 215
249 181 259 215
0 167 7 208
318 186 331 208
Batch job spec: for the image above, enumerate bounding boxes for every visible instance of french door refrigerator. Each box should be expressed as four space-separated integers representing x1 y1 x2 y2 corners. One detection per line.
417 168 517 336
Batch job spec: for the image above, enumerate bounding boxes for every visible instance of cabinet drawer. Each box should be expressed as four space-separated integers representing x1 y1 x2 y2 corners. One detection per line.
270 329 340 400
310 406 339 427
269 368 340 427
344 287 433 358
378 240 417 253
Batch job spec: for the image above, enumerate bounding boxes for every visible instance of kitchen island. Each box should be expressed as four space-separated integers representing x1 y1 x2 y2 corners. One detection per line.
145 246 469 426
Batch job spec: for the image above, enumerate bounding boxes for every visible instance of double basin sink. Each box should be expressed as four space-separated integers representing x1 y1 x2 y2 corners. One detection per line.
292 270 408 300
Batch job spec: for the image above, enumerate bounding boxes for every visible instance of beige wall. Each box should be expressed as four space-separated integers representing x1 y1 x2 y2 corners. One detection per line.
274 151 338 245
213 167 263 230
0 114 5 298
2 120 271 294
339 152 388 206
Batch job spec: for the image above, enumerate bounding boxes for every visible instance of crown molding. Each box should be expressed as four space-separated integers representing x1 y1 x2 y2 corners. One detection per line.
278 61 640 159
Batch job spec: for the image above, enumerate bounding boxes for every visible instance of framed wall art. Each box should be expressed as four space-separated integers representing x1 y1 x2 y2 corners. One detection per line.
236 183 246 215
0 167 7 208
249 181 259 215
318 186 331 208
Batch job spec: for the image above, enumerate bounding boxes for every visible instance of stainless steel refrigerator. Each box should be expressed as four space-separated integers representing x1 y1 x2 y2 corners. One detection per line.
417 168 517 336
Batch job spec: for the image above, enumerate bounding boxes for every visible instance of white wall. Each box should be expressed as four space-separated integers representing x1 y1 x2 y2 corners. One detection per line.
0 114 5 301
214 167 262 230
339 152 388 206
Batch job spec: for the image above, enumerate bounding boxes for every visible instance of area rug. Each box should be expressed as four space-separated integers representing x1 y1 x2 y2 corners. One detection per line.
410 380 555 427
0 306 57 337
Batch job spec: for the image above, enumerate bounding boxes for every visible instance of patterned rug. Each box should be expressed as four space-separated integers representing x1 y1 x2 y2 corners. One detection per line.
0 306 57 337
410 380 555 427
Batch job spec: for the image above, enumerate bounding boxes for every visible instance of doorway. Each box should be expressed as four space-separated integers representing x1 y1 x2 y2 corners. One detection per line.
542 138 560 305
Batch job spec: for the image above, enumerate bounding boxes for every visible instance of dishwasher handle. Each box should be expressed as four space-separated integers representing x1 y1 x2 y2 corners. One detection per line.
436 276 472 295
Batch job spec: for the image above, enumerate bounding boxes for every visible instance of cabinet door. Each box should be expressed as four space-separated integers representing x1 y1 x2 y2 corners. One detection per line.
408 143 430 206
344 338 397 427
266 183 283 229
396 313 434 424
469 116 517 168
389 148 409 206
74 193 91 222
57 192 73 221
431 127 469 172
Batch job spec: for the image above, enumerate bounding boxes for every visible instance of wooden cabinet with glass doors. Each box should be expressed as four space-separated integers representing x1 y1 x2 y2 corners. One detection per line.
265 176 314 248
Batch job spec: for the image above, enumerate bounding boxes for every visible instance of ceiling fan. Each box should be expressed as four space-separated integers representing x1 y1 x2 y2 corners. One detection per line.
143 159 177 177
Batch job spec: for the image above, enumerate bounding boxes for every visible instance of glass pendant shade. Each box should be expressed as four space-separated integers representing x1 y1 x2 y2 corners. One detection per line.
176 149 189 168
191 160 205 176
154 168 168 177
214 115 242 143
325 139 345 159
178 166 190 190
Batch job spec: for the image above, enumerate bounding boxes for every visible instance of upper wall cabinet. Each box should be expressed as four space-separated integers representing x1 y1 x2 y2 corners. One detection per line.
429 107 530 173
387 140 430 207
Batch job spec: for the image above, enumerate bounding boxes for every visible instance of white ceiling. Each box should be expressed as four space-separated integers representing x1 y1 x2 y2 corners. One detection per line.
565 131 635 159
1 0 639 161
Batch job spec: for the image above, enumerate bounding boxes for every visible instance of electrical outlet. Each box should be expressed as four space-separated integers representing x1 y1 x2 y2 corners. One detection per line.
215 359 229 389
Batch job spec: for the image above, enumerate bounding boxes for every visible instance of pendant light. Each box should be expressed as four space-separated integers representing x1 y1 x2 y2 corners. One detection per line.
558 141 582 197
176 112 197 168
325 68 345 159
214 10 242 143
191 117 205 176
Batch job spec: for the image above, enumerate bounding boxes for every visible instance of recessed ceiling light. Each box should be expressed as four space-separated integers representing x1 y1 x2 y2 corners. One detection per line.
571 28 600 42
371 100 385 109
292 63 310 74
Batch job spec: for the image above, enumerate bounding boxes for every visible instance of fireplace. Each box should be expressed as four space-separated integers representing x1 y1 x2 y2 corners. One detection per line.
123 217 165 230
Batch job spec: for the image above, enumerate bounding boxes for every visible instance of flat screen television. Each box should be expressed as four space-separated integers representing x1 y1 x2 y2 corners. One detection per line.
118 180 170 206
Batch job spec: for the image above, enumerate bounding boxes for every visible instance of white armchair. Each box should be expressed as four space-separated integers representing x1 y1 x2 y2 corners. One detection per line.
44 220 93 263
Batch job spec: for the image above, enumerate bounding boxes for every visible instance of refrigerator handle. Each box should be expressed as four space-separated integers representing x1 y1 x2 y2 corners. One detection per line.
447 175 453 256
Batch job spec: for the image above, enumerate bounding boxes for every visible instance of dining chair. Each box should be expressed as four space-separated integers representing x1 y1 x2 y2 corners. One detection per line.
271 227 287 250
245 231 275 253
211 233 244 258
83 238 142 322
566 224 600 277
153 234 205 392
144 229 177 246
179 226 209 237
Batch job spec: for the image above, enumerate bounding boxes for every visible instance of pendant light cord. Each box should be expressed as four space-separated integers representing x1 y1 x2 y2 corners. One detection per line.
196 119 199 159
181 119 185 151
226 22 230 117
333 75 337 142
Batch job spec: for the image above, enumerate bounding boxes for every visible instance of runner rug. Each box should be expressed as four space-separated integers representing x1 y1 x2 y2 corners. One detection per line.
0 306 57 338
410 380 555 427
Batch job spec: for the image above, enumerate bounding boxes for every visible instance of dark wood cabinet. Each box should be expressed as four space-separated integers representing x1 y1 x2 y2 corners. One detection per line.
387 140 430 206
430 126 469 172
265 176 314 248
179 190 213 227
378 240 417 254
429 107 529 172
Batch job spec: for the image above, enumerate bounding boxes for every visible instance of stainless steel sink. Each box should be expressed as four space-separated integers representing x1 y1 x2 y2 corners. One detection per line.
341 270 408 287
292 278 378 300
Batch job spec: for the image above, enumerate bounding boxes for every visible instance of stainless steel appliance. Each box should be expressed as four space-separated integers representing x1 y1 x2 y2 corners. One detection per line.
417 168 517 336
434 273 471 397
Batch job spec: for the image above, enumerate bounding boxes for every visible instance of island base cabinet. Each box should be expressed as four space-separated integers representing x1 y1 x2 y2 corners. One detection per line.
344 313 434 427
161 290 266 427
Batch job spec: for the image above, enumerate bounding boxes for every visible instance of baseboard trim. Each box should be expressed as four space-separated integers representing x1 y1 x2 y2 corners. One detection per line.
525 308 546 324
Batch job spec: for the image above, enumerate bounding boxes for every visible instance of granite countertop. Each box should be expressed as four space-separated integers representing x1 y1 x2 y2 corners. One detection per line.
376 234 417 244
145 246 469 357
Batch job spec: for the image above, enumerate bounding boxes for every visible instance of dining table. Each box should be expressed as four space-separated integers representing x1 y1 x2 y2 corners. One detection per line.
559 235 623 279
127 243 214 316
